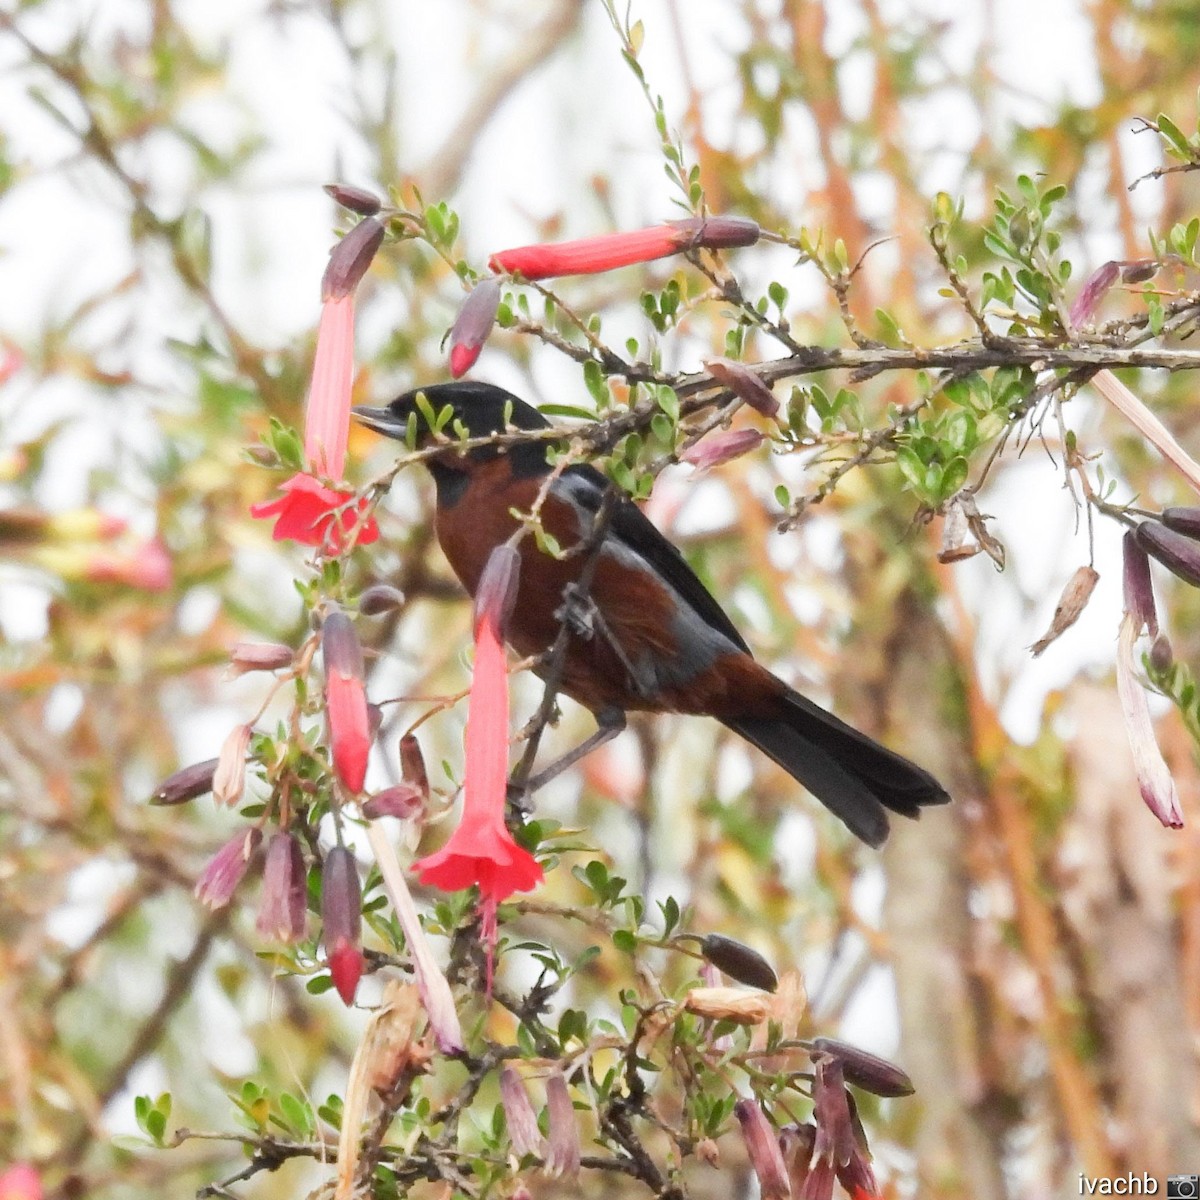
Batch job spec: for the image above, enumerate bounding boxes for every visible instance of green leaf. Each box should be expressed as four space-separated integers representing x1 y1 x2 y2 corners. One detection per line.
1157 112 1193 159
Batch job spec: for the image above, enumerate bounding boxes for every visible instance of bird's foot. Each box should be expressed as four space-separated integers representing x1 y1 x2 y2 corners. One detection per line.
555 582 597 638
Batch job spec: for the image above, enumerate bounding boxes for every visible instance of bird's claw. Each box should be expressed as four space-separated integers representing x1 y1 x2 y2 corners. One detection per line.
555 582 597 638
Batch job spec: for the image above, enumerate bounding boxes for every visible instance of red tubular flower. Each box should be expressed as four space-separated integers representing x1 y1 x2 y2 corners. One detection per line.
322 845 364 1005
323 611 371 793
449 278 501 377
250 473 379 553
490 224 687 280
257 832 308 942
414 545 541 986
195 828 262 909
733 1099 791 1200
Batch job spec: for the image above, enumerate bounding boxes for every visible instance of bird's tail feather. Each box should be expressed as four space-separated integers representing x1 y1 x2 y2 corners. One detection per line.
722 690 949 847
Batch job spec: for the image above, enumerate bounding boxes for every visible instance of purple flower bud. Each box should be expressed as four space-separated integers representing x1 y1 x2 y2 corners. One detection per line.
213 724 253 808
195 828 262 909
359 584 406 615
733 1099 790 1200
322 610 366 682
1123 530 1158 638
811 1056 854 1168
670 215 761 250
499 1067 546 1159
323 183 383 216
474 543 521 639
362 783 425 820
1150 633 1174 672
543 1073 580 1179
321 217 385 301
1121 260 1159 284
703 357 780 418
1160 506 1200 539
449 279 501 378
228 641 294 676
680 429 765 473
151 758 218 806
700 934 778 992
809 1038 914 1098
1135 521 1200 588
322 845 363 1005
400 733 429 797
257 832 308 942
1069 261 1119 328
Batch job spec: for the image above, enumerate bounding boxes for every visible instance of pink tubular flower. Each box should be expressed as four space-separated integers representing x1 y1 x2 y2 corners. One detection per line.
257 832 308 942
449 278 501 377
252 217 384 553
543 1072 580 1179
681 428 765 474
1116 613 1183 828
414 546 542 986
323 611 371 793
499 1066 546 1159
0 1165 41 1200
195 828 262 910
1069 260 1120 329
733 1099 791 1200
322 845 364 1005
703 357 780 418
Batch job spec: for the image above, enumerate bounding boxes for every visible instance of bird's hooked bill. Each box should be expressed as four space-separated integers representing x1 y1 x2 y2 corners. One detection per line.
351 404 404 436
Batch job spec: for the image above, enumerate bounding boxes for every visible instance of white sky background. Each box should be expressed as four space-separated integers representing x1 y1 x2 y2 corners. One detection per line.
0 0 1181 1158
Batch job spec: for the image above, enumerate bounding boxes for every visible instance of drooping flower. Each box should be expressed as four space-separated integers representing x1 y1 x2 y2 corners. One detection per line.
322 844 364 1005
733 1099 791 1200
212 724 253 808
811 1056 854 1169
1123 530 1158 638
322 610 371 793
228 641 294 676
251 218 383 553
257 832 308 942
414 545 542 988
808 1039 914 1098
195 828 262 910
362 783 425 821
543 1072 580 1179
703 356 780 418
1069 260 1120 329
680 428 765 474
448 278 501 377
499 1067 546 1159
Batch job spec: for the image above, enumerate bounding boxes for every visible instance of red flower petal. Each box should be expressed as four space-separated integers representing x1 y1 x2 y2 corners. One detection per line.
489 224 689 280
327 671 370 792
250 473 379 553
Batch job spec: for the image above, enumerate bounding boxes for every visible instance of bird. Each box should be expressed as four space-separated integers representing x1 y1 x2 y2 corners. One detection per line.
353 380 949 846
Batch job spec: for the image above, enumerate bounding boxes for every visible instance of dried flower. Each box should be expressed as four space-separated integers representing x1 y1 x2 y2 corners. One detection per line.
229 641 294 676
1069 260 1120 328
195 828 262 910
1123 531 1159 638
322 845 364 1005
257 832 308 942
400 733 429 798
938 494 981 563
449 278 501 377
699 933 778 992
543 1073 580 1179
324 183 383 216
499 1067 546 1159
151 758 218 806
1135 520 1200 588
323 611 371 793
359 584 406 615
808 1039 914 1098
1030 566 1099 656
362 783 425 821
703 356 780 418
212 724 253 808
681 428 766 473
1116 613 1183 828
684 986 771 1025
734 1099 791 1200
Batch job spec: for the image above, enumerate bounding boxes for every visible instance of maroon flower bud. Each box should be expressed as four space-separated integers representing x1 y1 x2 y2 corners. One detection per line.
151 758 218 806
1160 506 1200 539
499 1067 546 1159
322 845 363 1005
733 1099 790 1200
1121 260 1159 284
702 356 780 418
323 183 383 216
1135 520 1200 588
474 543 521 639
257 832 308 942
321 217 385 301
809 1038 914 1098
1150 633 1174 672
362 782 425 820
1123 530 1158 637
543 1073 580 1178
448 279 501 378
359 583 406 615
323 610 371 793
680 429 765 473
1069 260 1119 328
195 828 262 909
670 215 762 250
700 934 778 992
228 641 294 676
400 733 429 797
213 724 253 808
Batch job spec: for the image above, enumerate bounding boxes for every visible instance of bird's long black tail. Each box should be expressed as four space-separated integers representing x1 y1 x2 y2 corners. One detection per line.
722 689 949 847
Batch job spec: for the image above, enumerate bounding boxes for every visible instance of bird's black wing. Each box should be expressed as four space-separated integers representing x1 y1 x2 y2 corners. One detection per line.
560 464 751 654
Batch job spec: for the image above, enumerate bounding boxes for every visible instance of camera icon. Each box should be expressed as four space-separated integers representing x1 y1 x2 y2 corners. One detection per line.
1169 1176 1200 1199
